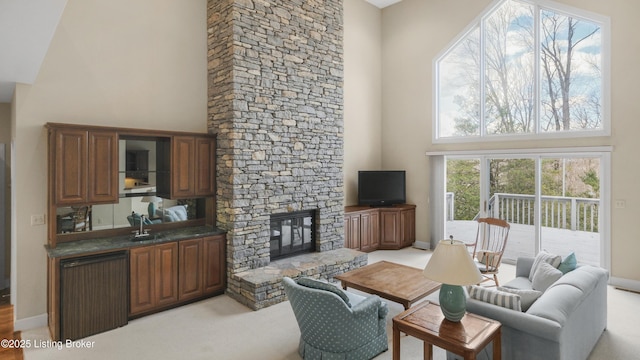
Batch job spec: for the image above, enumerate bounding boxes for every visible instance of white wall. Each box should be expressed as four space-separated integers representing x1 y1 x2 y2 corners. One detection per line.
0 103 8 287
12 0 208 324
343 0 383 206
381 0 640 285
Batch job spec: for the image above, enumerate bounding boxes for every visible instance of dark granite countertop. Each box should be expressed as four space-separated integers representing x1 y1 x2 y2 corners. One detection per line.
45 225 226 258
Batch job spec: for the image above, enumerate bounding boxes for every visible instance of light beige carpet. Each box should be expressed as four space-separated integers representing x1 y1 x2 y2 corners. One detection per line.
22 247 640 359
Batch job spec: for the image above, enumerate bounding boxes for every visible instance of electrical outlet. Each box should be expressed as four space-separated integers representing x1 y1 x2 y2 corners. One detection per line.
615 200 626 209
31 214 46 226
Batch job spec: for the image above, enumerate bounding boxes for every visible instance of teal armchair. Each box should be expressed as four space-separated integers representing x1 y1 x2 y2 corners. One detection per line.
282 277 388 360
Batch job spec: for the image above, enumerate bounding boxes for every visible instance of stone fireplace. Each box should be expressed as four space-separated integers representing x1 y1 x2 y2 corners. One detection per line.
207 0 365 310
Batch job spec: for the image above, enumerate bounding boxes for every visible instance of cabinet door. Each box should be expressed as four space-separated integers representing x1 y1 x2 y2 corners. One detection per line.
179 239 203 301
345 214 361 249
155 242 179 306
360 212 372 251
130 246 155 315
53 128 88 205
171 136 195 198
361 211 380 252
203 235 226 295
400 208 416 247
194 137 216 196
88 131 118 203
379 210 401 249
344 215 352 248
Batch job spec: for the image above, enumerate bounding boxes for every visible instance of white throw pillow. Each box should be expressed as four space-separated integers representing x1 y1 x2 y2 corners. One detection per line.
497 287 542 311
468 285 522 311
532 262 563 292
529 251 562 281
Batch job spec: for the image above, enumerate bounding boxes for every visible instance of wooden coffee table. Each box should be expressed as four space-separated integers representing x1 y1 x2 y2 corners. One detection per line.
334 261 441 309
393 301 501 360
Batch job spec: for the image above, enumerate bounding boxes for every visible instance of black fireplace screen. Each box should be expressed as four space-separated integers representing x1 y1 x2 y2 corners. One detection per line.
270 210 316 260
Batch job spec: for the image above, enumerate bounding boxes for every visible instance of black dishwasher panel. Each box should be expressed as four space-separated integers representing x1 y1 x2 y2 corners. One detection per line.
60 251 129 340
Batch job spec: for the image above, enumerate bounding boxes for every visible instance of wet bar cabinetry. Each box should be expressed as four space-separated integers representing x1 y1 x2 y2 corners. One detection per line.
46 123 224 341
47 229 226 340
344 204 416 251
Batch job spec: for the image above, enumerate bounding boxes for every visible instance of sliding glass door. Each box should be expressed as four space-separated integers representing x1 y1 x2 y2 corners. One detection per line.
444 153 603 266
539 157 601 265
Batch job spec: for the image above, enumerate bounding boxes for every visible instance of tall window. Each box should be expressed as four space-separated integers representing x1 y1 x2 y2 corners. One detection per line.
435 0 609 141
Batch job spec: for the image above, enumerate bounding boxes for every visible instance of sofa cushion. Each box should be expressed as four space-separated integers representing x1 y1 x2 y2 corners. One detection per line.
532 262 563 292
558 252 577 274
497 287 542 311
502 276 533 290
529 251 562 281
468 285 522 311
297 277 351 307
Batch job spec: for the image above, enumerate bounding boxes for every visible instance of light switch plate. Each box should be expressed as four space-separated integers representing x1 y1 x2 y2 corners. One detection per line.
31 214 46 226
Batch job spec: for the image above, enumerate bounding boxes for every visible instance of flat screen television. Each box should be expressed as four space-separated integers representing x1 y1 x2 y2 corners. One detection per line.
357 170 406 207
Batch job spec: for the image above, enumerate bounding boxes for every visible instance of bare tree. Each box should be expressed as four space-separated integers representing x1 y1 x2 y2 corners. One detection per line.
540 12 600 131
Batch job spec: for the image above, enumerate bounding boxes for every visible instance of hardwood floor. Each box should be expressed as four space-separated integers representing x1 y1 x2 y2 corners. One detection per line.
0 304 24 360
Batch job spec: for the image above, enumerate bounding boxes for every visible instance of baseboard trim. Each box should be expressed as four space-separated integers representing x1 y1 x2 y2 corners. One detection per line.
610 276 640 293
15 313 47 332
413 240 431 250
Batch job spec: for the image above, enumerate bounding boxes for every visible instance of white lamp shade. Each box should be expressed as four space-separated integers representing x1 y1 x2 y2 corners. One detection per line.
140 195 161 203
423 239 483 285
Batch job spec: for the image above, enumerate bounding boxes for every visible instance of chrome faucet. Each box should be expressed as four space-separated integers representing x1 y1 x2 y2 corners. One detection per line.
132 213 151 238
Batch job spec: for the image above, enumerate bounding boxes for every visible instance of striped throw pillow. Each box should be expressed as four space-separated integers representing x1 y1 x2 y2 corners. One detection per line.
468 285 522 311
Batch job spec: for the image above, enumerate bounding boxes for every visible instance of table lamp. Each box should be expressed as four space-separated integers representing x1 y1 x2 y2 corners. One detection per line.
423 238 483 322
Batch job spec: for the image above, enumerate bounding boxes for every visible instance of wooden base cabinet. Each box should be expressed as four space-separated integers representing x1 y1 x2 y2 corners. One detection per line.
344 208 380 252
379 205 415 249
179 236 226 301
345 204 415 251
130 243 179 316
130 234 226 317
202 235 226 294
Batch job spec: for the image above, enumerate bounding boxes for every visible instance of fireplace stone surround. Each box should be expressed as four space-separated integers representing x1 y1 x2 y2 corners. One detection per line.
207 0 363 309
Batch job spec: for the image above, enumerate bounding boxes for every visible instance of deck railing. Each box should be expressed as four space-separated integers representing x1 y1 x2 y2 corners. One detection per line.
446 192 599 232
491 193 599 232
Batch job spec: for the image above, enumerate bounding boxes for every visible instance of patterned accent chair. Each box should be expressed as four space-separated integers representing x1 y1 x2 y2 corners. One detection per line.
282 277 389 360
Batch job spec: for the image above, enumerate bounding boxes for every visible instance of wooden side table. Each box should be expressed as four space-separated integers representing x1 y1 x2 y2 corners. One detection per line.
392 301 501 360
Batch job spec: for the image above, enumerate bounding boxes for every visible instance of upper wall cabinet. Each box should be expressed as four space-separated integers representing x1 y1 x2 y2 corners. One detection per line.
167 136 215 199
49 126 119 205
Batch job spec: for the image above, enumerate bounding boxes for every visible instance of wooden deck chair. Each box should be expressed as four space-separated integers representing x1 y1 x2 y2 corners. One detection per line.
469 217 510 287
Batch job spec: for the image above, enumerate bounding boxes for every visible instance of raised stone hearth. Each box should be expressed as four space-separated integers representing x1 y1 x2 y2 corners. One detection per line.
229 248 366 310
207 0 349 309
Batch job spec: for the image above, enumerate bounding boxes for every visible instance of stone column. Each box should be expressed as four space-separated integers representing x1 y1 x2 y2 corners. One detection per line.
207 0 344 303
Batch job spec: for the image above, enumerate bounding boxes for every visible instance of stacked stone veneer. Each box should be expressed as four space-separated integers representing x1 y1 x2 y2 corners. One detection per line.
207 0 352 309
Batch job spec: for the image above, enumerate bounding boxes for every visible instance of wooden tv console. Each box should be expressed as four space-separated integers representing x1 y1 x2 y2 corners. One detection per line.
344 204 416 252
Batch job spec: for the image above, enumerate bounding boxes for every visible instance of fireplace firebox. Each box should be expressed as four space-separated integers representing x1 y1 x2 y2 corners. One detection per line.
270 210 316 260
